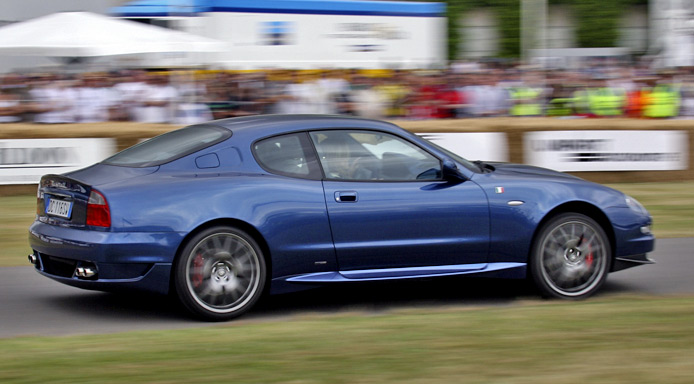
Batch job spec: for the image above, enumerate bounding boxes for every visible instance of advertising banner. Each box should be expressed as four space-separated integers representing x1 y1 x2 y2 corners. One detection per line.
0 138 116 185
524 130 689 172
205 12 445 69
417 132 509 162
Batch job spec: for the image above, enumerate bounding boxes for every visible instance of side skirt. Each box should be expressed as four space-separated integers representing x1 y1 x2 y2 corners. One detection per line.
285 262 527 284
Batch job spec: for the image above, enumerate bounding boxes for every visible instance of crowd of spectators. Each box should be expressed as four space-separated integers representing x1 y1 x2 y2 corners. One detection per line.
1 61 693 124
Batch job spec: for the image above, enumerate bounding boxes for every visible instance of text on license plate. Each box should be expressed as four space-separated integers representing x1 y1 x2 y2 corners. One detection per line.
46 198 73 219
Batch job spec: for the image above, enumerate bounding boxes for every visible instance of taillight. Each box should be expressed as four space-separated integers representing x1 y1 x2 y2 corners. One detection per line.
86 190 111 228
36 184 44 216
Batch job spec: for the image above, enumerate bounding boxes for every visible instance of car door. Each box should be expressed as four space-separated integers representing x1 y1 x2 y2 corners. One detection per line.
310 129 490 275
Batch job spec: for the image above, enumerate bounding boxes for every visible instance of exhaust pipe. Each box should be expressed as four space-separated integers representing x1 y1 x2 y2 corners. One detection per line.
75 266 97 279
28 254 37 265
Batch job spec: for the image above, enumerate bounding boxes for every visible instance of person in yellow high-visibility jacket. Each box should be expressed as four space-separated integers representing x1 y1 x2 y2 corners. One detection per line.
509 87 542 116
587 86 626 117
642 83 681 118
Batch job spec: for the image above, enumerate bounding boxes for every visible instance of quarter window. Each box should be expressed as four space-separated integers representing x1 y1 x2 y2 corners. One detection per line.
253 133 320 179
310 130 441 181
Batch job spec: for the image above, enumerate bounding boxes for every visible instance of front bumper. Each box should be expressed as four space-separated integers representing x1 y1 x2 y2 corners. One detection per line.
612 253 655 272
604 206 655 272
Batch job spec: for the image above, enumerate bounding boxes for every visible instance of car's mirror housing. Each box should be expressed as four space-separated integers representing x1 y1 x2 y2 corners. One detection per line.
442 159 467 181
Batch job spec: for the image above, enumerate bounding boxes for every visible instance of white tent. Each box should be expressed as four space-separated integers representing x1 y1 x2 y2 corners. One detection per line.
0 11 227 57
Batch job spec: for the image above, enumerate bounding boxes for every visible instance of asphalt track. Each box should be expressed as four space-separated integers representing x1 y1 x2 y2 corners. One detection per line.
1 238 692 338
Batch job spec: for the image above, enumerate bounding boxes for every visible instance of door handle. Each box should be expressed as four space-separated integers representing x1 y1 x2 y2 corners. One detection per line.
334 191 358 203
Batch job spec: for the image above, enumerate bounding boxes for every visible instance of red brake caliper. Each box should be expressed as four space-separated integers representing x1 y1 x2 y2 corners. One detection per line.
192 253 204 288
585 244 594 267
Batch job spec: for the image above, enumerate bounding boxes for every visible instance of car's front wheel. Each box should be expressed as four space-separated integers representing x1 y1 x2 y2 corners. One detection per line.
174 226 266 321
530 213 610 299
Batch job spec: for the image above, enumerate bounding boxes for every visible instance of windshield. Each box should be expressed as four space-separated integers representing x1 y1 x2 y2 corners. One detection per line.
102 125 231 167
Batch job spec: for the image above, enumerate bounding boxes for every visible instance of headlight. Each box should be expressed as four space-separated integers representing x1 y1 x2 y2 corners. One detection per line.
625 195 649 216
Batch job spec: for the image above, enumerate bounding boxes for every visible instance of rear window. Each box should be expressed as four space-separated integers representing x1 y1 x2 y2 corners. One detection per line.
102 125 231 167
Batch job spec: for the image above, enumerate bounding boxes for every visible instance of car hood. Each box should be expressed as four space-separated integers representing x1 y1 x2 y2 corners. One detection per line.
485 162 583 181
64 163 159 187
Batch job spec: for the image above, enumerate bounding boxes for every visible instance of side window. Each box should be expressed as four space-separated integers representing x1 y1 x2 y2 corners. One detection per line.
310 130 441 181
253 133 320 179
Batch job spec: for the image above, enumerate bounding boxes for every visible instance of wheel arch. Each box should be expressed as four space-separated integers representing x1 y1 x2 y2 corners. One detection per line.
531 201 616 267
169 218 272 294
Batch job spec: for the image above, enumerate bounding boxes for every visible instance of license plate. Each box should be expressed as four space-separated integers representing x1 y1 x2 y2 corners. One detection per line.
46 198 73 219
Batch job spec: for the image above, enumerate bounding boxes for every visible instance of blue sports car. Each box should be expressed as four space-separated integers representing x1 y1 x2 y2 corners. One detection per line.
29 115 654 320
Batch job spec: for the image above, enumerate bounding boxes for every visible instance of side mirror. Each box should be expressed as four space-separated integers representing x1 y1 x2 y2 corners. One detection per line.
442 159 466 181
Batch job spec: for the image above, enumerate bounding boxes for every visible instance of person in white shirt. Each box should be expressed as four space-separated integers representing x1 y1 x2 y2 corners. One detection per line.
30 75 77 124
173 74 212 125
112 70 149 122
315 71 349 114
75 74 114 123
350 76 385 119
0 90 22 123
136 73 178 124
281 72 318 114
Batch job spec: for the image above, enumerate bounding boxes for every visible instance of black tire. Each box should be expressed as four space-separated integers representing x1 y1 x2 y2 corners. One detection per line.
174 226 266 321
530 213 610 299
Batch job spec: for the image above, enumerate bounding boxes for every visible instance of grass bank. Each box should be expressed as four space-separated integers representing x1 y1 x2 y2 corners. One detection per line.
2 182 692 267
1 296 693 383
0 194 35 267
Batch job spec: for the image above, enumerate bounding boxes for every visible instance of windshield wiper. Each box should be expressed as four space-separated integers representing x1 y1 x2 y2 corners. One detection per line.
473 160 495 173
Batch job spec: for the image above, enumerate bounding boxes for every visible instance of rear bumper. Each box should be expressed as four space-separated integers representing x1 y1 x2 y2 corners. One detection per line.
32 256 173 295
28 221 184 295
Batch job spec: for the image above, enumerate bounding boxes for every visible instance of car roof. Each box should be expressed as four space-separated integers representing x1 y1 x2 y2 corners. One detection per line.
204 114 405 139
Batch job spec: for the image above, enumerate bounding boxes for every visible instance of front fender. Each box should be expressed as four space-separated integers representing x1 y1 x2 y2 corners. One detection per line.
476 174 629 265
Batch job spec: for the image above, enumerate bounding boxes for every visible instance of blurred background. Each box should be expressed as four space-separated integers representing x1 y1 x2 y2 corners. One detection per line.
0 0 692 189
0 0 693 124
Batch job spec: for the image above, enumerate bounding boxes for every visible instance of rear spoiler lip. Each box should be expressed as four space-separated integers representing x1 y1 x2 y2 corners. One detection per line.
39 174 91 194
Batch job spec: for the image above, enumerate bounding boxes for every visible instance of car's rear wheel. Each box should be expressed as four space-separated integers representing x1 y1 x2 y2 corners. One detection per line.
174 226 266 321
530 213 610 299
